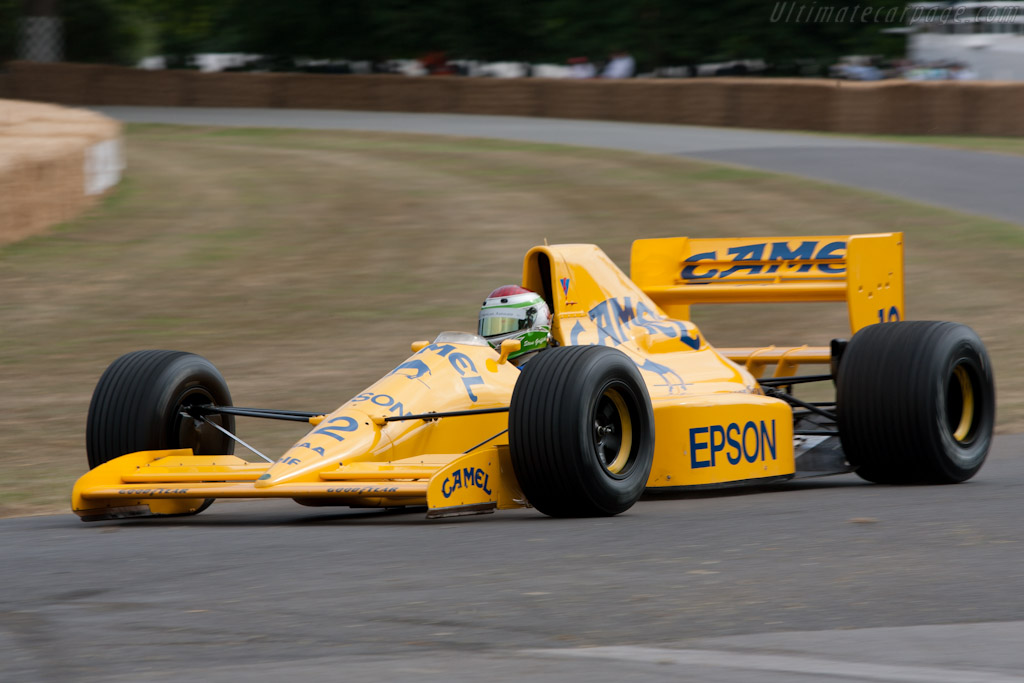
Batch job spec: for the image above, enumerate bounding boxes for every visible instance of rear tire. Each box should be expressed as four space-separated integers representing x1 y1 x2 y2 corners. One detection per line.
86 351 235 515
508 346 655 517
837 322 994 484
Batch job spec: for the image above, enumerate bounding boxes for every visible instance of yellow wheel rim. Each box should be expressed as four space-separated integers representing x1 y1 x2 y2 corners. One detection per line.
952 365 975 443
597 388 633 474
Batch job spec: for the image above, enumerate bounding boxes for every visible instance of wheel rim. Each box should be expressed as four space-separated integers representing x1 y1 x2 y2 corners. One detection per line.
947 363 977 444
593 387 634 475
172 387 225 454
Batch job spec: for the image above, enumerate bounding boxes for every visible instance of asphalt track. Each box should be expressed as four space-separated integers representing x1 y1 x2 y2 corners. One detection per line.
3 437 1023 682
3 108 1022 682
95 106 1024 224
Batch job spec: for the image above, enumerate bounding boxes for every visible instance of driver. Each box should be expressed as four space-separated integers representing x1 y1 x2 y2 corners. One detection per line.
478 285 552 366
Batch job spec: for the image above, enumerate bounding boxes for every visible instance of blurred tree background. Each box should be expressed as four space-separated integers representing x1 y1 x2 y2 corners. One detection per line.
0 0 19 60
4 0 906 70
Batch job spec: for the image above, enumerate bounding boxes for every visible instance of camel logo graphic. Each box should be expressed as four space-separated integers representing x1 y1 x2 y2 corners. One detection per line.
637 358 686 395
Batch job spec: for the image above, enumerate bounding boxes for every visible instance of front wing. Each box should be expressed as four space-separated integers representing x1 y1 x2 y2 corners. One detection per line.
72 447 526 521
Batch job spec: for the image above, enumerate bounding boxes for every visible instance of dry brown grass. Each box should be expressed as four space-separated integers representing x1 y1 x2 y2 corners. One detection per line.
2 123 1021 517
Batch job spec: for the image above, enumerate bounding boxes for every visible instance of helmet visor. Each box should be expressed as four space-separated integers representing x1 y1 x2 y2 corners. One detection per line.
479 315 526 337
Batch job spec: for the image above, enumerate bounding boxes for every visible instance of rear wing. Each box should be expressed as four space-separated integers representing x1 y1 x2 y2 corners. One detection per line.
630 234 905 378
630 233 904 334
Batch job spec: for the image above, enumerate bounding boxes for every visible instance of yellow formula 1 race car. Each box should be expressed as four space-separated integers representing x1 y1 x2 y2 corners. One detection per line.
72 233 996 521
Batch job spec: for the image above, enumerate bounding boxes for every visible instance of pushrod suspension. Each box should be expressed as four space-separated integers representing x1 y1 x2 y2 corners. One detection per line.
762 388 837 422
758 374 833 387
193 405 323 423
385 407 511 422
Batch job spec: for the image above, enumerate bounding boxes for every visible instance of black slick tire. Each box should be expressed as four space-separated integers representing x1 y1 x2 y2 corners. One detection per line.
837 321 994 484
508 345 655 517
87 350 235 467
86 351 235 515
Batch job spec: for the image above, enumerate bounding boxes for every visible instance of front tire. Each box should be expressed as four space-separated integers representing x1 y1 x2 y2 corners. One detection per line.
86 350 235 516
837 322 995 484
87 350 235 468
508 346 655 517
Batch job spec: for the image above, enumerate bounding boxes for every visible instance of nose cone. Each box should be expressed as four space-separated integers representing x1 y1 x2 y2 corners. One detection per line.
255 410 380 488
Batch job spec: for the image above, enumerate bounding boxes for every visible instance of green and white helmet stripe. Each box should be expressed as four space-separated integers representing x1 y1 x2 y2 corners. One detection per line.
478 287 551 359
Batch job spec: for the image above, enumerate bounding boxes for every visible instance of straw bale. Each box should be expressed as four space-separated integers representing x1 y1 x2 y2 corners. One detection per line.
374 76 456 113
191 72 283 108
604 80 677 123
535 79 610 120
909 82 970 135
454 78 541 116
714 78 834 131
0 121 114 144
966 82 1024 136
867 81 925 135
5 61 105 104
826 82 881 134
9 61 1024 137
0 98 122 246
91 65 191 106
283 74 383 109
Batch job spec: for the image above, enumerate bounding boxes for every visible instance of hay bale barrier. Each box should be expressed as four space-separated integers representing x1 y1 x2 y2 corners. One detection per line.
0 99 123 246
5 60 1024 139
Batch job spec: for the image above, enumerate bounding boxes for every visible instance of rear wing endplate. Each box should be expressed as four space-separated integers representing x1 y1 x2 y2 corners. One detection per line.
630 233 904 334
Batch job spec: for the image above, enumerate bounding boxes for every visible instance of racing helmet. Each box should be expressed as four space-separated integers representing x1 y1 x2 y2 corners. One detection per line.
478 285 551 360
